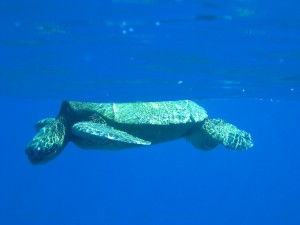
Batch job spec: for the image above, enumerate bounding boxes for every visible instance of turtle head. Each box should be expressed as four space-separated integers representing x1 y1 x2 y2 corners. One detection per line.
202 118 253 150
25 116 68 165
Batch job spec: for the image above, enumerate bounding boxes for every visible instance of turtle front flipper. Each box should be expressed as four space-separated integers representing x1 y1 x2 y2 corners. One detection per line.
201 118 253 150
72 122 151 149
25 116 68 165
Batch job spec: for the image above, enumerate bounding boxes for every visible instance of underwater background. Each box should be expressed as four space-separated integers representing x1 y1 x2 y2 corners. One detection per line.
1 0 300 224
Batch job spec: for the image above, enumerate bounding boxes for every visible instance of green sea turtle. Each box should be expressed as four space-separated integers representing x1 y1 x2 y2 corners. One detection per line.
25 100 253 165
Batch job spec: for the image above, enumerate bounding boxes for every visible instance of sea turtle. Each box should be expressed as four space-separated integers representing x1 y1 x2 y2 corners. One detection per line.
25 100 253 165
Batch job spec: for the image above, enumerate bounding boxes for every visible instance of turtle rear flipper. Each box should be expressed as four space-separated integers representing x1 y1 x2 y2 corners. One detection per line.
72 122 151 149
202 118 253 150
25 117 68 164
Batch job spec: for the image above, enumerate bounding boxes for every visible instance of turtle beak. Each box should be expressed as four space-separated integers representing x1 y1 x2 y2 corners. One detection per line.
25 145 55 164
25 142 64 165
26 148 49 164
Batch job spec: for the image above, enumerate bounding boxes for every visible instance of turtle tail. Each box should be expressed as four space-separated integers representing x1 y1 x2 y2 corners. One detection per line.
202 118 253 150
25 116 68 165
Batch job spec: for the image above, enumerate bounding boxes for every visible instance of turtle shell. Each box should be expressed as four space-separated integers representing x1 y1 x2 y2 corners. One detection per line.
63 100 208 146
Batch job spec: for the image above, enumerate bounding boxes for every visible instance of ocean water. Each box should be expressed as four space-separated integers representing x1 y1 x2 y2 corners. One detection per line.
1 0 300 224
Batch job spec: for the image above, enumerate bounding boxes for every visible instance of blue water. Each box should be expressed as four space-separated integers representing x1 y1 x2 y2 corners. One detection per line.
1 0 300 224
